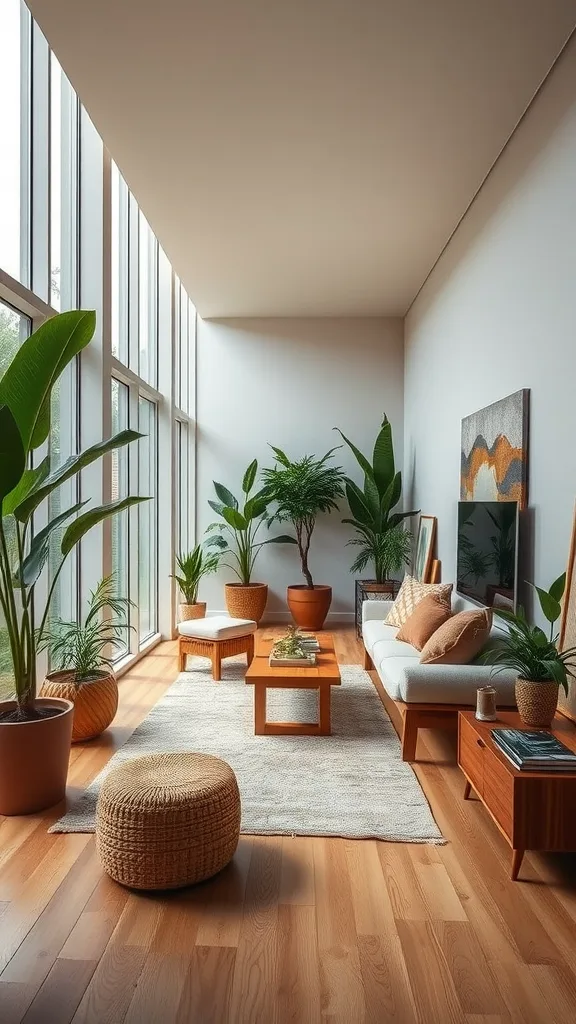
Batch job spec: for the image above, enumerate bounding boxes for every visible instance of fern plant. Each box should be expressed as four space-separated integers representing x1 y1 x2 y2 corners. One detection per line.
38 574 133 683
171 546 219 604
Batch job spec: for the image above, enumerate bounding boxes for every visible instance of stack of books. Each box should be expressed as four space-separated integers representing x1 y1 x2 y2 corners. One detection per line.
491 728 576 772
298 633 321 654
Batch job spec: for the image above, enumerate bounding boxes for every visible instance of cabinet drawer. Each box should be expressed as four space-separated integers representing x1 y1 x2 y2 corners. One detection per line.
483 747 514 840
459 716 485 796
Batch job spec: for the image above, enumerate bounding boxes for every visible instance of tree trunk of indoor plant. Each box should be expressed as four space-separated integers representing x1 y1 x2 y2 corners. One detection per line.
0 697 74 815
225 583 268 623
179 602 207 622
41 669 119 743
515 678 559 728
287 585 332 630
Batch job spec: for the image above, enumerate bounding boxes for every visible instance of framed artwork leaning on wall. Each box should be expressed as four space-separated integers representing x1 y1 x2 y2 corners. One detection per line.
414 515 437 583
560 502 576 723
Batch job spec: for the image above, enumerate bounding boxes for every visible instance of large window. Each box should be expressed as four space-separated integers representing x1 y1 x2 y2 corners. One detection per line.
1 1 195 673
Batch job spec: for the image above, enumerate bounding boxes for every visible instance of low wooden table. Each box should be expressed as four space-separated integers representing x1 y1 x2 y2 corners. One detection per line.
245 634 341 736
458 710 576 880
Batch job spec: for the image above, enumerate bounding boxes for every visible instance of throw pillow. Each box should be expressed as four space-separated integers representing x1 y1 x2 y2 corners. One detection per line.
420 607 492 665
385 576 453 628
396 593 453 651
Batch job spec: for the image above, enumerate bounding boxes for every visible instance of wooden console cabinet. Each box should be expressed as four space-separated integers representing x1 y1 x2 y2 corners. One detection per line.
457 710 576 880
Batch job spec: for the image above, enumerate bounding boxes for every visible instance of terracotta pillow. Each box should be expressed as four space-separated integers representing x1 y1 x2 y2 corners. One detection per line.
396 594 453 651
385 575 453 628
420 608 492 665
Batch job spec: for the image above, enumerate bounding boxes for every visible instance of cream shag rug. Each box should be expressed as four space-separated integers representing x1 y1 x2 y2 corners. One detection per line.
50 659 444 843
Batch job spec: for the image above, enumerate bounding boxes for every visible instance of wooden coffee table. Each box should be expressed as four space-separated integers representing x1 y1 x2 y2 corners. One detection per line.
245 634 341 736
458 710 576 880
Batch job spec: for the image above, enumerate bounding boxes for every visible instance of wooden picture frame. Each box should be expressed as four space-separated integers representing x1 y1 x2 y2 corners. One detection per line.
559 502 576 724
414 516 437 584
429 559 441 584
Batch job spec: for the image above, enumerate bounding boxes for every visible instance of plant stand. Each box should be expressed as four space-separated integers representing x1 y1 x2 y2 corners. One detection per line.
355 579 400 638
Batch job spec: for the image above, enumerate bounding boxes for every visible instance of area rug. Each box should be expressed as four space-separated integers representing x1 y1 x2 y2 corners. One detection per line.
50 659 444 843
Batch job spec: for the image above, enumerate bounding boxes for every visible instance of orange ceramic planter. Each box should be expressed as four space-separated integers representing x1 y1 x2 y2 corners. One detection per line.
287 585 332 630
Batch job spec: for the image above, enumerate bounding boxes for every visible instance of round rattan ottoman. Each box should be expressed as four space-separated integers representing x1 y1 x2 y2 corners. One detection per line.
95 752 241 890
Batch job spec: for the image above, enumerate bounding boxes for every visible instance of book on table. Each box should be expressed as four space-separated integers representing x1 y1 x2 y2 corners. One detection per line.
491 727 576 772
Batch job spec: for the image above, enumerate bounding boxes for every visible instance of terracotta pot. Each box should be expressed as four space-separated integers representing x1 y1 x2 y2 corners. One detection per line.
225 583 268 623
179 602 207 621
515 678 559 728
0 697 74 815
41 669 118 743
287 585 332 630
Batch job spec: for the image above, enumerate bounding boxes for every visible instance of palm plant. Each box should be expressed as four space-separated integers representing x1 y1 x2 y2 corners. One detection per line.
334 416 418 583
262 447 345 588
38 574 133 682
0 310 148 721
205 460 294 583
348 523 412 579
171 546 220 604
483 573 576 692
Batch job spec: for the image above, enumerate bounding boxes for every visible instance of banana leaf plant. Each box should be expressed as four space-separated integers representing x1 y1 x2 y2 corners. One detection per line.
0 310 148 720
205 459 295 584
334 415 418 584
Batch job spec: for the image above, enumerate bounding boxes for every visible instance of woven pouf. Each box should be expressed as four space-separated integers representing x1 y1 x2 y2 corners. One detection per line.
95 752 241 890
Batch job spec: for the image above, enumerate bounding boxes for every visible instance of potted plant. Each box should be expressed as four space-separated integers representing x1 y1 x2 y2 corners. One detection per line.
483 574 576 727
335 415 418 593
205 460 294 623
0 309 147 816
171 546 219 621
39 574 132 742
262 447 345 630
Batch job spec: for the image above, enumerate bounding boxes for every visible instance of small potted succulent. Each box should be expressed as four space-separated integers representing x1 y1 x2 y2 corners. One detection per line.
483 573 576 727
262 447 345 630
172 546 219 621
40 574 133 742
205 460 294 623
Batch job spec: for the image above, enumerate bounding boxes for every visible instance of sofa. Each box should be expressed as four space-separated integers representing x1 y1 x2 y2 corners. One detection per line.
362 593 517 761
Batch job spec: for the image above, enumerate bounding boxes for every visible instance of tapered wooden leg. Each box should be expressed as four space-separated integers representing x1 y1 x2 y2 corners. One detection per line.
318 685 332 736
463 780 472 800
401 710 419 762
254 684 267 735
212 644 222 681
178 641 186 673
246 634 255 666
511 849 525 881
363 648 373 670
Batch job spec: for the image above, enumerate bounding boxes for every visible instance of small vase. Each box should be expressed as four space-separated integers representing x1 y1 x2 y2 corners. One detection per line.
515 678 559 728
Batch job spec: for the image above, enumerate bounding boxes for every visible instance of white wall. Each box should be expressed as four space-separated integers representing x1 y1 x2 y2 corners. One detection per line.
404 38 576 604
196 317 404 619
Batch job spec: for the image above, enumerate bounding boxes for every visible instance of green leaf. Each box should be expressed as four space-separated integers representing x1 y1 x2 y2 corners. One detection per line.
208 500 226 517
531 584 561 624
549 573 566 603
205 535 229 550
269 445 291 467
0 310 96 452
14 430 143 522
18 501 87 588
372 418 395 496
213 482 238 509
262 535 298 544
221 506 248 531
243 496 268 522
0 405 26 504
388 509 419 530
61 496 150 557
380 471 401 520
345 480 374 526
242 460 257 494
333 428 373 480
2 457 49 517
541 659 568 694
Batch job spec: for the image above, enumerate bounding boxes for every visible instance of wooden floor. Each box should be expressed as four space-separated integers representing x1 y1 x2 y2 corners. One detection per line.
1 627 576 1023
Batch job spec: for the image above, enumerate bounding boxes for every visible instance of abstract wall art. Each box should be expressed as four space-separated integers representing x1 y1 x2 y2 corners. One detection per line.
460 389 529 508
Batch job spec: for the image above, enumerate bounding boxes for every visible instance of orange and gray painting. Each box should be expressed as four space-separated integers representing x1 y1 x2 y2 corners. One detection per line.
460 389 529 507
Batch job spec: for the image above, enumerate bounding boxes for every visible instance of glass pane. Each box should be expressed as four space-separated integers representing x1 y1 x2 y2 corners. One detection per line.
111 378 130 658
138 397 157 642
178 421 190 554
48 359 77 632
111 162 129 363
138 213 157 386
174 275 181 409
187 299 196 416
0 0 27 282
0 298 30 377
178 284 188 412
50 55 77 312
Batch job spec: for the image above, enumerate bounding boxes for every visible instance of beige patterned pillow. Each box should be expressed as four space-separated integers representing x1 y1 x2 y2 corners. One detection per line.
385 576 453 628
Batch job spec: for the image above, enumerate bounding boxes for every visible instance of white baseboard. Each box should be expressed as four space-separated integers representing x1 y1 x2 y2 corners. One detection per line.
206 609 355 624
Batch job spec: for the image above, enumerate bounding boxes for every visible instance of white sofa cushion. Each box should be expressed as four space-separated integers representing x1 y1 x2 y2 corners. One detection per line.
372 639 420 665
379 657 517 705
362 620 399 654
178 615 257 640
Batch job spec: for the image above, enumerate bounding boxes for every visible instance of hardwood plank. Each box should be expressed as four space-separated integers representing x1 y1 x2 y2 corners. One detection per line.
416 862 468 922
432 921 506 1015
194 836 253 948
124 951 189 1024
397 919 466 1024
21 959 96 1024
276 904 321 1023
279 835 316 906
177 946 236 1024
358 934 418 1023
379 845 429 922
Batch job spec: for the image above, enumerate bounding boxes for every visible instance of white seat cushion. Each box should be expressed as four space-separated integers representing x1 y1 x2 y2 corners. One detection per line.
362 620 399 654
378 657 517 705
178 615 257 640
372 639 420 665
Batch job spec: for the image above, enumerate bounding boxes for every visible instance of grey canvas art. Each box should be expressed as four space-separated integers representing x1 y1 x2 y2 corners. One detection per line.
460 389 529 507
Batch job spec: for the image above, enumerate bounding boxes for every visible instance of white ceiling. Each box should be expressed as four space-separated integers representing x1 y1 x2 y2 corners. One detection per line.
29 1 576 317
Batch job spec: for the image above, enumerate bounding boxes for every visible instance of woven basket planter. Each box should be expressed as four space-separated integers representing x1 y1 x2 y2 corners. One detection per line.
95 751 241 889
179 602 207 621
40 669 118 743
515 678 559 728
225 583 268 623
